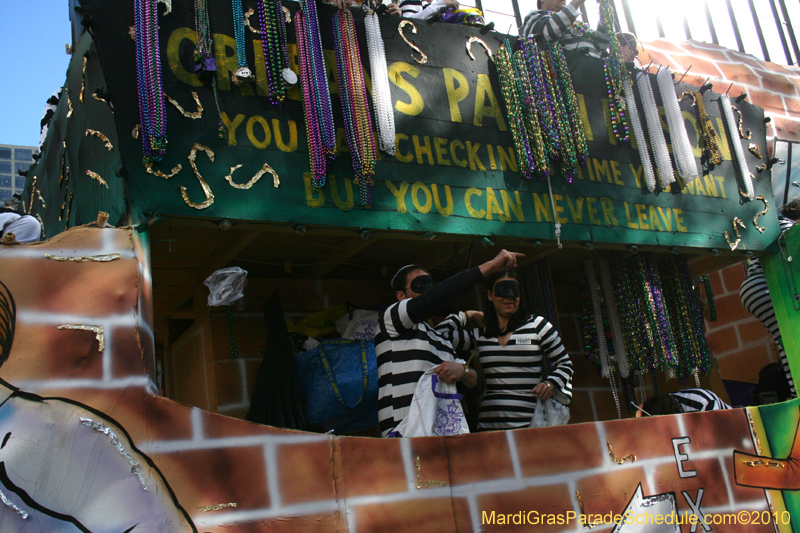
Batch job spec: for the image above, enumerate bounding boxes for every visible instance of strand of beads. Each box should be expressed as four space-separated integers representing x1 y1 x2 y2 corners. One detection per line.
134 0 167 165
578 277 600 368
550 43 589 167
521 39 558 166
694 91 723 165
333 9 378 205
599 257 629 379
678 260 711 376
231 0 254 82
658 256 695 379
623 79 656 191
365 12 396 156
513 49 548 177
543 48 578 182
599 0 630 144
701 274 717 321
657 68 699 183
636 72 675 189
193 0 225 138
296 0 336 188
641 253 679 372
225 306 239 359
719 94 754 200
257 0 288 104
495 42 536 179
585 260 611 380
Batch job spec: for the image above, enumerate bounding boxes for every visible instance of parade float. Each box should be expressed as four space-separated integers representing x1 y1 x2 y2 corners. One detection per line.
3 0 800 530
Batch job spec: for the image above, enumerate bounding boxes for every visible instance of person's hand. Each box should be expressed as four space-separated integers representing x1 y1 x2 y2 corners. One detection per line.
532 381 554 401
385 2 401 15
480 249 525 276
465 310 484 328
443 0 459 9
435 361 467 384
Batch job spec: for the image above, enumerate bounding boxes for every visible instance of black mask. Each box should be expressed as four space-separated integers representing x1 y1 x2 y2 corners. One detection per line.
494 280 520 299
408 275 433 294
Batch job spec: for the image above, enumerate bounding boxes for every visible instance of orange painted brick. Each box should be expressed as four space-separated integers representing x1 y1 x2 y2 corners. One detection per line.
737 318 771 345
277 440 335 505
575 467 647 514
772 116 800 142
354 497 456 533
446 431 514 484
638 49 672 71
339 437 406 498
750 89 788 115
717 344 772 383
717 62 759 87
477 484 572 533
721 262 746 293
651 457 729 508
714 293 751 324
411 437 451 488
452 498 472 532
672 55 724 79
708 270 724 297
4 324 104 381
760 72 798 97
706 324 739 356
515 423 602 477
646 39 689 54
604 415 680 461
783 94 800 117
681 408 753 452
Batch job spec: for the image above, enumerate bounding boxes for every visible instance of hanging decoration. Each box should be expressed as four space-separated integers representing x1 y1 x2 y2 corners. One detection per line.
80 53 88 104
193 0 224 138
85 130 114 150
699 275 717 322
296 0 336 189
656 68 698 183
753 195 769 233
636 72 675 189
520 38 557 171
334 9 377 205
623 79 656 191
146 162 182 179
548 42 589 177
85 170 109 188
257 0 290 104
724 216 747 250
134 0 168 164
732 105 752 139
690 91 723 166
365 11 396 156
599 0 629 144
599 258 629 379
585 261 611 380
231 0 254 84
225 162 280 189
398 21 427 64
182 143 215 209
748 143 763 159
466 37 492 60
719 94 754 201
165 92 203 119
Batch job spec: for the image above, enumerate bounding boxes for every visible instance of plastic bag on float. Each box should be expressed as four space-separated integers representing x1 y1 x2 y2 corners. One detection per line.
387 367 470 438
335 309 379 340
530 396 570 428
295 339 378 433
204 267 248 306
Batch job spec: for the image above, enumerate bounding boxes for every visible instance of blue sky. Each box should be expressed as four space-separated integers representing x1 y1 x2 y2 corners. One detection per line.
0 1 72 148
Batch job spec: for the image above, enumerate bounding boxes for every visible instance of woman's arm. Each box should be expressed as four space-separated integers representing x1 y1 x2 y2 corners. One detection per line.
538 319 574 404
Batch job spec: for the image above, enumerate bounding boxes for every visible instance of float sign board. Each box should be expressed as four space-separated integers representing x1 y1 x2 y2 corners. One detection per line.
81 0 778 250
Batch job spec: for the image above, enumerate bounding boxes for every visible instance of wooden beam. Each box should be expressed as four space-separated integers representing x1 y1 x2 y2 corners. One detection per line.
306 235 380 278
154 229 264 322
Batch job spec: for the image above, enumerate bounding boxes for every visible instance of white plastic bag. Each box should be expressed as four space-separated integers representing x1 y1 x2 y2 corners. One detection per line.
388 367 470 438
204 267 248 306
336 309 379 340
530 397 570 428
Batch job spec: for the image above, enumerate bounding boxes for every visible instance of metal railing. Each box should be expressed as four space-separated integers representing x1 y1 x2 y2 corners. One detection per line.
465 0 800 67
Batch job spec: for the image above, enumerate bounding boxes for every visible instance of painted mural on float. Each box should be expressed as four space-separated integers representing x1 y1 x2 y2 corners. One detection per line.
0 225 795 532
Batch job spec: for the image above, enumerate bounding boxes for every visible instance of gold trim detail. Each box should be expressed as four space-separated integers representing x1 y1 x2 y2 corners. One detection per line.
58 324 105 352
415 456 446 489
225 163 280 189
86 170 109 188
399 21 427 64
44 253 120 262
85 129 114 150
182 143 215 209
607 441 637 464
165 92 203 119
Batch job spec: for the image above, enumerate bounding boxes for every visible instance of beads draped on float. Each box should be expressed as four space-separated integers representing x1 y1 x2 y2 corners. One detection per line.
719 94 754 200
623 79 656 191
365 12 396 156
296 0 336 189
333 9 378 205
257 0 289 104
636 72 675 189
656 68 698 183
134 0 168 164
599 0 629 143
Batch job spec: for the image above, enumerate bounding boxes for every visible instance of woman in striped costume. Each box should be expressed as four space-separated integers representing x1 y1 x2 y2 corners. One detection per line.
739 198 800 398
456 270 573 430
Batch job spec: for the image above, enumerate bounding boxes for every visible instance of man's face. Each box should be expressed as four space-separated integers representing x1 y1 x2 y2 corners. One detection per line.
541 0 566 11
396 269 431 301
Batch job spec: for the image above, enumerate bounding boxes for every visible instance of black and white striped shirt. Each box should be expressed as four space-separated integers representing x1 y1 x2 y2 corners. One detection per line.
455 316 572 430
376 306 474 437
521 5 609 58
397 0 448 19
670 388 731 412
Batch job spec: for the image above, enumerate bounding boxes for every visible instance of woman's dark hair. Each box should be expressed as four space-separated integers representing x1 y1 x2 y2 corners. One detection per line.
781 198 800 221
391 264 429 292
642 394 683 416
484 269 528 338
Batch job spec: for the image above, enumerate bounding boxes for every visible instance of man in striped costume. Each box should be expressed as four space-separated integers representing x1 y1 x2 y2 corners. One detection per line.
385 0 459 19
521 0 610 59
639 388 732 416
376 250 522 437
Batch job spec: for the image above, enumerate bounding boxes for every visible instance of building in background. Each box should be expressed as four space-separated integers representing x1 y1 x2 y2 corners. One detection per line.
0 144 36 205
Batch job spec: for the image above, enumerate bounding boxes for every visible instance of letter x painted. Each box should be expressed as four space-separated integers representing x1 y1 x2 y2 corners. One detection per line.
682 489 711 533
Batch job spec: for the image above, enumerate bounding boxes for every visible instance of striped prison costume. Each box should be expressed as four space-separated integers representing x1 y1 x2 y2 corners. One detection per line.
670 388 731 412
739 216 797 397
450 315 573 430
521 5 609 59
396 0 450 19
376 267 483 437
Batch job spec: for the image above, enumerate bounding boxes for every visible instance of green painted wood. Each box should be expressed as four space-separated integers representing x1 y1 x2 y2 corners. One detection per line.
763 225 800 386
63 1 778 250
